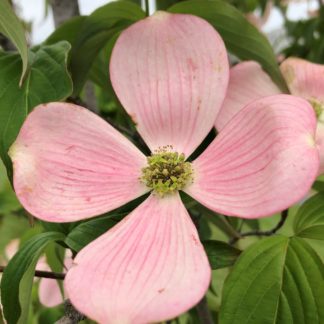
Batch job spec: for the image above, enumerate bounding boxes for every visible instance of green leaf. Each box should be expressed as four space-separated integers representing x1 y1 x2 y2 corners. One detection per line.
203 240 241 269
220 236 324 324
168 0 287 91
46 1 145 95
1 232 66 324
0 41 72 175
0 160 20 213
65 213 124 252
293 193 324 240
0 0 28 85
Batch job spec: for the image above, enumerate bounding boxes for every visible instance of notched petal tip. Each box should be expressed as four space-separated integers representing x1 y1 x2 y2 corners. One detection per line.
280 57 324 103
187 94 320 218
216 60 281 131
11 102 148 223
110 12 229 156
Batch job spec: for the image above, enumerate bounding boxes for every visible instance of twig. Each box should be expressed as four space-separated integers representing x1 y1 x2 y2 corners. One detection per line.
0 265 65 280
229 209 289 245
196 296 214 324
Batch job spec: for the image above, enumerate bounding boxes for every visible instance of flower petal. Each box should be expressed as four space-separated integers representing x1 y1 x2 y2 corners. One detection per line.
316 122 324 174
216 61 281 131
186 95 319 218
39 279 63 308
110 12 229 157
280 57 324 101
10 103 148 222
65 193 211 323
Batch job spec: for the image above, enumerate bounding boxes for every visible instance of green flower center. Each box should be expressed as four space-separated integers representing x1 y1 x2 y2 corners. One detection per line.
141 149 193 196
309 98 324 119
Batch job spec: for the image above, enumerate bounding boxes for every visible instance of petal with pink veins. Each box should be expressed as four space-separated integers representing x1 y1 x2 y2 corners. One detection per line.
65 193 211 324
186 95 319 218
10 103 148 222
110 12 229 157
280 57 324 102
216 61 281 131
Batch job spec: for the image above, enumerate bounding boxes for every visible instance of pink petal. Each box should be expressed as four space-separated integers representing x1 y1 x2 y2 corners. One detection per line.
316 122 324 174
186 95 319 218
39 278 64 308
216 61 281 131
280 57 324 101
10 103 148 222
65 194 211 323
110 12 229 157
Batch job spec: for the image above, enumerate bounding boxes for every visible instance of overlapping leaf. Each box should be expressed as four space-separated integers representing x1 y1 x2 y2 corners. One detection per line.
220 236 324 324
0 0 28 84
294 193 324 240
1 232 66 324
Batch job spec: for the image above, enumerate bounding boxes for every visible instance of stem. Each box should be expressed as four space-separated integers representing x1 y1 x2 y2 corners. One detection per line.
229 209 289 245
55 300 85 324
196 297 215 324
50 0 80 27
0 265 65 280
145 0 150 16
189 212 214 323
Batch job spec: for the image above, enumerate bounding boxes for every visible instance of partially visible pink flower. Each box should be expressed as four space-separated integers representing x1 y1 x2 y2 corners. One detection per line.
9 12 319 324
216 58 324 174
37 251 73 308
1 240 71 308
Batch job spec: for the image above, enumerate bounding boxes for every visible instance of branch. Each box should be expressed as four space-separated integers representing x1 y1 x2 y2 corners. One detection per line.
196 297 214 324
0 265 65 280
229 209 289 245
189 211 215 323
55 300 85 324
50 0 80 28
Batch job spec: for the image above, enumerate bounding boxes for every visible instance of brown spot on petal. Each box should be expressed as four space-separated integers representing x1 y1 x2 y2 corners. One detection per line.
158 288 165 293
282 65 295 85
129 113 138 126
191 234 199 246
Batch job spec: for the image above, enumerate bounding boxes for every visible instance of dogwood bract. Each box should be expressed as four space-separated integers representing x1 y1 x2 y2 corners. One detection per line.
216 58 324 174
10 12 319 324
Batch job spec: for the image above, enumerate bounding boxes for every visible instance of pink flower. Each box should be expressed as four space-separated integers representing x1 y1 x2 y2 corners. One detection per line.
216 58 324 174
9 12 319 323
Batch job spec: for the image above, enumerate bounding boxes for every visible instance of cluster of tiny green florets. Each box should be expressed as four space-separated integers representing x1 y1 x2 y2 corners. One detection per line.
141 147 193 196
309 98 324 119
